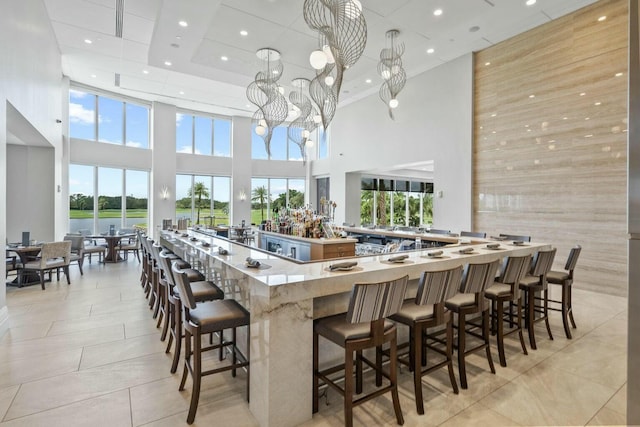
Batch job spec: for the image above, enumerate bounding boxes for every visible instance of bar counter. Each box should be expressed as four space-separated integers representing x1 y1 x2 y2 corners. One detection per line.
160 229 550 427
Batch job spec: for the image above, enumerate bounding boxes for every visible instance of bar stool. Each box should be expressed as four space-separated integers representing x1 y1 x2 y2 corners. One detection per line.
159 252 224 373
313 275 408 427
172 263 250 425
389 267 462 415
484 254 531 367
519 248 557 349
444 259 500 389
547 245 581 338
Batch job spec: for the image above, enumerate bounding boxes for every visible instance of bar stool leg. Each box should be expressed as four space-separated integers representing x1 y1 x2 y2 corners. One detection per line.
187 326 202 424
171 304 183 374
457 313 468 389
389 333 403 426
446 316 459 394
344 346 354 427
413 325 424 415
561 285 572 338
483 309 496 374
527 289 537 350
312 330 319 413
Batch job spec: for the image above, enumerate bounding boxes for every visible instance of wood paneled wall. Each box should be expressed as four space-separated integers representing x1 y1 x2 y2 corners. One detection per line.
474 0 628 295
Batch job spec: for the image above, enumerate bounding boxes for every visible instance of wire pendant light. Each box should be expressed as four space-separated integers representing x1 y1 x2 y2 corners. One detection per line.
246 48 288 156
288 78 319 164
303 0 367 129
378 29 406 120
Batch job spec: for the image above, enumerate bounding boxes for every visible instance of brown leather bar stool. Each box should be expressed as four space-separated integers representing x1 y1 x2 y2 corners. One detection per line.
444 259 500 389
313 275 408 427
159 252 224 373
389 267 462 415
519 248 557 349
484 254 531 367
547 245 581 339
148 243 203 322
172 263 249 425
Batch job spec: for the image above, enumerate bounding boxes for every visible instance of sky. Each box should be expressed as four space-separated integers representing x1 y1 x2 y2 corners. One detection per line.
68 89 317 201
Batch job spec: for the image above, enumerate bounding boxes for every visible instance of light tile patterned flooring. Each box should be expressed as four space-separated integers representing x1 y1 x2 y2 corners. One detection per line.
0 260 628 426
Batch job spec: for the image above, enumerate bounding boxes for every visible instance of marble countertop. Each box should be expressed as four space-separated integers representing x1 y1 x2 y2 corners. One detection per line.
161 229 550 304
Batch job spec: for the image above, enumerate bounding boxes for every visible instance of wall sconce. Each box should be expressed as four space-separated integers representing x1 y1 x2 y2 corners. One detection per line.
239 189 247 202
160 185 170 200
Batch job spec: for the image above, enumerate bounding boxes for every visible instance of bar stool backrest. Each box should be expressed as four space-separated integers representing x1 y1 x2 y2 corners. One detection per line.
172 262 198 310
530 248 557 278
346 275 408 324
461 259 500 294
564 245 582 274
460 231 487 238
499 233 531 242
415 266 463 306
498 254 532 300
158 251 176 287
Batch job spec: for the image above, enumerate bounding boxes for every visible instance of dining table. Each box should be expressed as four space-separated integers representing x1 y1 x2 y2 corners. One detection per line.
89 233 135 263
5 245 43 286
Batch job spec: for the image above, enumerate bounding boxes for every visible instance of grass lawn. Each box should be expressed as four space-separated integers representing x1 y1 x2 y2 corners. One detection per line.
70 209 148 219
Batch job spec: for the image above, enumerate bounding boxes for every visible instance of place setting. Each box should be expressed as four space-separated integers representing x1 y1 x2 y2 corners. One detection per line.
381 254 414 265
239 256 271 270
325 261 362 273
420 249 450 259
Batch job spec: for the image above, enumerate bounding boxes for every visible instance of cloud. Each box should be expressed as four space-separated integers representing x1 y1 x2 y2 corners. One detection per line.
177 145 193 153
127 141 143 148
69 103 95 125
176 113 185 125
69 89 88 99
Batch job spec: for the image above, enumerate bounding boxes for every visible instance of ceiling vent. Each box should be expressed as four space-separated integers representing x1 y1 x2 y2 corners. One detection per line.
115 0 124 38
115 73 121 87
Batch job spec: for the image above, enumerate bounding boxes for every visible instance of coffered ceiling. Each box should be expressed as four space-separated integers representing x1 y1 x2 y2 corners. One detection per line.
43 0 597 117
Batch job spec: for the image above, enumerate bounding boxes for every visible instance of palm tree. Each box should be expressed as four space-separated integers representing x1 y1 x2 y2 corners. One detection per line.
252 186 269 222
188 182 209 224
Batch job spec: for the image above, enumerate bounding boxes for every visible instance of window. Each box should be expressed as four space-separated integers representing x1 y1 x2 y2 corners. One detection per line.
69 88 149 148
176 112 231 157
360 178 433 227
250 178 306 223
176 174 231 226
69 165 149 234
251 123 314 161
318 127 329 159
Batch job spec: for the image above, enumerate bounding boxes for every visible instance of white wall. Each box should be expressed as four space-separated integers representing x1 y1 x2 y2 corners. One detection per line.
6 145 55 243
1 0 63 315
312 53 474 232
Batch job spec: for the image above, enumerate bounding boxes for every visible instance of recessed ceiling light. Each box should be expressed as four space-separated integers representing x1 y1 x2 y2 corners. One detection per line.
178 20 188 27
142 70 149 74
365 79 372 83
526 0 536 6
240 30 248 36
221 56 228 61
164 61 172 66
427 48 435 54
563 117 568 120
490 113 497 117
433 8 443 16
91 74 96 78
84 39 92 44
179 91 184 95
585 117 590 120
598 15 607 22
615 72 623 77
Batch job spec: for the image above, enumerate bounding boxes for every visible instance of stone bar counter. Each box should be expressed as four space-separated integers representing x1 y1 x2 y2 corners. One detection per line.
160 228 550 427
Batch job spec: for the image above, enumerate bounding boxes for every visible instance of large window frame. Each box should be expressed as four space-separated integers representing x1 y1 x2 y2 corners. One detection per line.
360 178 433 227
69 86 150 149
250 177 306 223
175 174 231 226
69 164 149 234
175 110 232 157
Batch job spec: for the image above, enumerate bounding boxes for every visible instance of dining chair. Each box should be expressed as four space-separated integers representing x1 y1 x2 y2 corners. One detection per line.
313 275 408 427
389 267 462 414
119 235 140 262
21 241 72 290
64 234 85 275
5 250 21 279
546 245 581 338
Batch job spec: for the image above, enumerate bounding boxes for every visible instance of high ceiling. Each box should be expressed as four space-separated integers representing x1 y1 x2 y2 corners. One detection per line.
44 0 598 118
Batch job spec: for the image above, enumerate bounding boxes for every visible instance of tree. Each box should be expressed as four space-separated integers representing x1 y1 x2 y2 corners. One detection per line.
188 182 209 224
252 186 269 222
98 196 108 211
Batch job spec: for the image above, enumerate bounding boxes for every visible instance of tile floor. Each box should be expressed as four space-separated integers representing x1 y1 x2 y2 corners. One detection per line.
0 259 628 426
